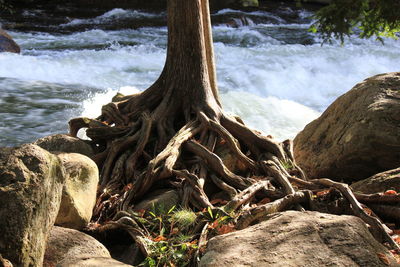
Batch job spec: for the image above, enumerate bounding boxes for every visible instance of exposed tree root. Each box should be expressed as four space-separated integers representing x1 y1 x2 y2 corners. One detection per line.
69 0 399 263
236 190 313 230
70 85 400 264
312 179 400 250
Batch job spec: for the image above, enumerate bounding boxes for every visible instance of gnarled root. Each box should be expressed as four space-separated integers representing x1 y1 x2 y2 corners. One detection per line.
70 88 399 264
312 179 400 251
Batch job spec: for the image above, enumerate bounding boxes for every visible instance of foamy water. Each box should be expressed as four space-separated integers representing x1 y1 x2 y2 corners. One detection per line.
1 7 399 146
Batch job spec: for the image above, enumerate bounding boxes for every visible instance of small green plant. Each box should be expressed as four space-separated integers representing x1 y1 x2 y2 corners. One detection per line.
138 204 198 267
280 160 294 171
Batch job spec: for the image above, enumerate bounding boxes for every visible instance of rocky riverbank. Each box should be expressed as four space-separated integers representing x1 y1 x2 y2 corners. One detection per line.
0 72 399 266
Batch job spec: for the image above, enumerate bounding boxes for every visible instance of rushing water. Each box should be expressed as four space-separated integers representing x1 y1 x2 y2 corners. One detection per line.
0 5 400 147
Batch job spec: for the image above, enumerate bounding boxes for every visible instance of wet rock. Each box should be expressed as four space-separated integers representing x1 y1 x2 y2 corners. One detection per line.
43 226 112 267
200 211 397 267
0 29 20 53
0 144 65 267
55 153 99 230
351 167 400 194
35 134 94 157
294 72 400 183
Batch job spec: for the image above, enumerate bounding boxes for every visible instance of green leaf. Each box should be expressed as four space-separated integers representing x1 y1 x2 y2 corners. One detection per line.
167 205 176 214
207 206 214 219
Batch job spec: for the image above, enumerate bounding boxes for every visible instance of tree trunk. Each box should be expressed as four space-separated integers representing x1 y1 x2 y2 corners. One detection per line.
68 0 400 264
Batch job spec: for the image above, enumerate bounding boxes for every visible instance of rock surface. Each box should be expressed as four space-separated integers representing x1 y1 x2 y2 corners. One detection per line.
351 167 400 194
43 226 112 267
200 211 397 267
0 144 65 267
34 134 94 157
55 153 99 230
0 29 20 53
294 72 400 183
57 257 133 267
133 189 179 212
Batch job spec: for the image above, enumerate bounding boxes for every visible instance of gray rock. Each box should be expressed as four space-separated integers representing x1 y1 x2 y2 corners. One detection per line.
294 72 400 183
351 167 400 194
200 211 397 267
0 144 65 267
55 153 99 230
0 29 20 53
35 134 94 157
43 226 111 267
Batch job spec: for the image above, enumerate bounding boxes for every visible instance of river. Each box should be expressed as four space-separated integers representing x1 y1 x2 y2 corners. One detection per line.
0 4 399 146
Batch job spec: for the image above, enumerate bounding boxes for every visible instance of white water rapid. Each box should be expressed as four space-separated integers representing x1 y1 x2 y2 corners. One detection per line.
0 7 399 146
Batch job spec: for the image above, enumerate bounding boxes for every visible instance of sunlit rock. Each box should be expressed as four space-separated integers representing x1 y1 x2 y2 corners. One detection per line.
294 72 400 183
200 211 397 266
0 144 65 267
55 153 99 230
35 134 94 158
43 226 116 267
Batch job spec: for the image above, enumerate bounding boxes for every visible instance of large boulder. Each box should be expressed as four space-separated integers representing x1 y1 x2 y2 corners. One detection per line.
55 153 99 230
294 72 400 183
351 167 400 194
0 144 65 267
34 134 94 158
43 226 113 267
200 211 397 267
0 29 20 53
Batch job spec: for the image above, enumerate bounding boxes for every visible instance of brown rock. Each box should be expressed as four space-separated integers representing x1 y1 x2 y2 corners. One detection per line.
55 153 99 230
200 211 397 267
351 167 400 194
35 134 94 157
294 72 400 183
0 29 20 53
43 226 111 267
0 144 65 267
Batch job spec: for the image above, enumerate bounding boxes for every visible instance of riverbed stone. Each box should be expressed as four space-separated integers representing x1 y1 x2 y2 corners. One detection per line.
0 29 20 53
43 226 112 267
294 72 400 183
200 211 397 267
55 153 99 230
35 134 94 157
0 144 65 267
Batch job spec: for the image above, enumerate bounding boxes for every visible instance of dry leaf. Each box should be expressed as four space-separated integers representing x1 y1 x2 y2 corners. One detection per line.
389 250 400 264
210 198 228 205
153 235 167 242
123 183 133 191
393 229 400 235
384 190 397 195
217 223 235 235
316 189 330 197
363 207 373 216
258 197 271 205
377 253 390 265
208 220 219 230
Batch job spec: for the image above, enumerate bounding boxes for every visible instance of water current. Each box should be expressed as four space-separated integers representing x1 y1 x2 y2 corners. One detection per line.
0 4 399 146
